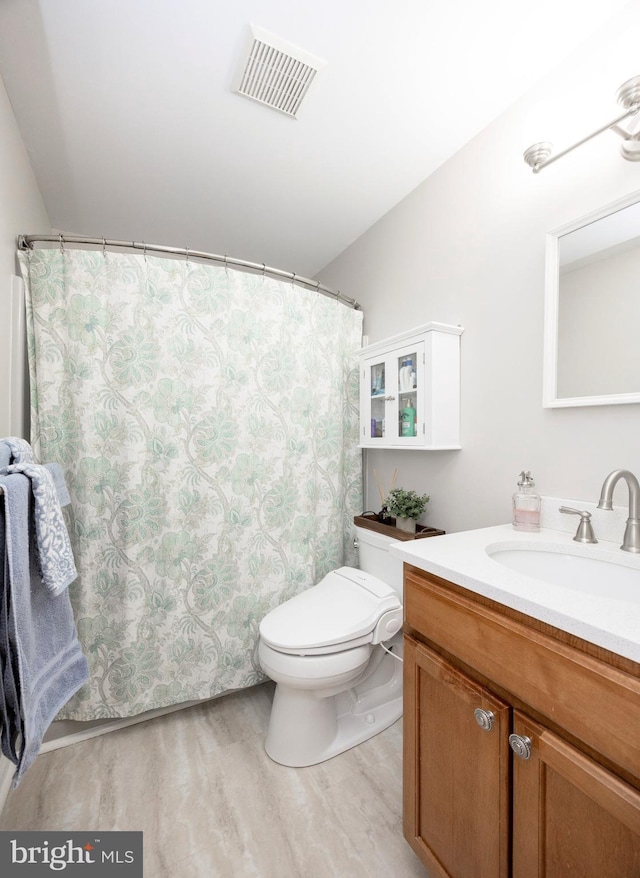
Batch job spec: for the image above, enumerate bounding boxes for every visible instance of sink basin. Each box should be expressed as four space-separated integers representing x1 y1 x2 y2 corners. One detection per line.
486 544 640 602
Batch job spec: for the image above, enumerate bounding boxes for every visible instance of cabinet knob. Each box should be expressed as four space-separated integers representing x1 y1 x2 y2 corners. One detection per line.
509 733 533 760
473 708 495 731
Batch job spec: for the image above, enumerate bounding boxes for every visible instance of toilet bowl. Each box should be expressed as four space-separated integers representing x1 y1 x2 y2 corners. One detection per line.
258 527 404 767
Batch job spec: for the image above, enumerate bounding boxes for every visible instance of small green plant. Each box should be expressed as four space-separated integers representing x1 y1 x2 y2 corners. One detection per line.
383 488 430 521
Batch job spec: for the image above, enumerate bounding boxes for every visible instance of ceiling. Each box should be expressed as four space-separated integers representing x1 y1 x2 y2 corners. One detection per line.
0 0 631 278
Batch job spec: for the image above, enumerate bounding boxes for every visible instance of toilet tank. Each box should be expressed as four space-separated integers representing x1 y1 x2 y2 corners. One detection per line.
354 525 403 599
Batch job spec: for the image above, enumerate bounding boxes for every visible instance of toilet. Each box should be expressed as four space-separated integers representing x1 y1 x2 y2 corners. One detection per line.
258 525 404 767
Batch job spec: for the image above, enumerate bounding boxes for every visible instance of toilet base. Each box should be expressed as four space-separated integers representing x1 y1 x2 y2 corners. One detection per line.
264 645 403 767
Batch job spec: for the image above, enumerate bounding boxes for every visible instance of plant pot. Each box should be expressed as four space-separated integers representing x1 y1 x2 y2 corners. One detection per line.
395 517 416 534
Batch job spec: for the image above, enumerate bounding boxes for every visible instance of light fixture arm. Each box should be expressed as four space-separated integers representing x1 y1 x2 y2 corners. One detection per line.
524 75 640 173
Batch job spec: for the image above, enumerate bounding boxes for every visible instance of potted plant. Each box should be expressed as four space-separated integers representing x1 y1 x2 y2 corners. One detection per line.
382 488 430 534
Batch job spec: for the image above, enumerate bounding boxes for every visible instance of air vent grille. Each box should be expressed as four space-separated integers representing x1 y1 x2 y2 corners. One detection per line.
233 25 326 118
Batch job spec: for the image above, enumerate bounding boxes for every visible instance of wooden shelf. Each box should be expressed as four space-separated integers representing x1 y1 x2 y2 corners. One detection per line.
354 513 445 542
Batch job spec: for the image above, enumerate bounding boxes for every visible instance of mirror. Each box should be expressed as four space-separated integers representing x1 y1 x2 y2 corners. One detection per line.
543 190 640 408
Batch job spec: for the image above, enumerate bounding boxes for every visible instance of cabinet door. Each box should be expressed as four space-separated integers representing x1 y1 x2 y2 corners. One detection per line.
404 637 510 878
362 353 389 444
360 343 424 447
512 711 640 878
392 344 422 445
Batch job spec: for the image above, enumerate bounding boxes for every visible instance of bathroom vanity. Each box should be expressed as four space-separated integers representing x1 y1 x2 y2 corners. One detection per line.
392 526 640 878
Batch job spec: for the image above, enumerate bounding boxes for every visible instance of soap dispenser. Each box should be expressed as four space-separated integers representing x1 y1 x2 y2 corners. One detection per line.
512 470 541 532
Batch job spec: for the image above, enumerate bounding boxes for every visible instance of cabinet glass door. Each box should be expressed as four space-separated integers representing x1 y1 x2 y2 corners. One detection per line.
395 349 418 441
361 344 424 446
369 360 386 440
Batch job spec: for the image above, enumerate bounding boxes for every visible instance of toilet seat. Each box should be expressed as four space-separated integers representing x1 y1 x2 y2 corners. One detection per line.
259 566 402 656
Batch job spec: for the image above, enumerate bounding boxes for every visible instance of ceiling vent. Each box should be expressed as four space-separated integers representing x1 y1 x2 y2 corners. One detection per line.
233 24 326 118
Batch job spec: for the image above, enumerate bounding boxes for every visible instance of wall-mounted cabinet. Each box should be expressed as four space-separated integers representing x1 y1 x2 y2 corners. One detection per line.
358 322 463 450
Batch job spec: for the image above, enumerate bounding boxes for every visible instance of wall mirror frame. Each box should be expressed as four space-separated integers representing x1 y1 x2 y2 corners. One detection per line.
543 189 640 408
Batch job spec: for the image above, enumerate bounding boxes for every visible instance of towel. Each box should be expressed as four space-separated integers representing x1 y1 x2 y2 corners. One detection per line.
0 463 77 595
0 511 21 764
44 462 71 507
0 471 88 786
0 440 20 761
1 437 34 464
0 438 72 509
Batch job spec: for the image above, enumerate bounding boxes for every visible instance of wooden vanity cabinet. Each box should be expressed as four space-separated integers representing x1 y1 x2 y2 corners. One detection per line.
403 566 640 878
512 711 640 878
404 638 510 878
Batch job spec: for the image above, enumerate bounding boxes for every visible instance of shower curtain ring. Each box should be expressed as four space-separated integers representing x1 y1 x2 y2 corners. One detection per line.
262 263 266 279
185 246 190 265
59 234 64 252
102 238 107 258
143 242 147 262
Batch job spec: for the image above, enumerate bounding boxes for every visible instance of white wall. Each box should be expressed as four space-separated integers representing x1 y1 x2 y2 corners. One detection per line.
320 4 640 534
0 72 50 438
0 68 49 804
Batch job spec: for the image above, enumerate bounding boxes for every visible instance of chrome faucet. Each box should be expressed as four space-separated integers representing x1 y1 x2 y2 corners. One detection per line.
597 469 640 553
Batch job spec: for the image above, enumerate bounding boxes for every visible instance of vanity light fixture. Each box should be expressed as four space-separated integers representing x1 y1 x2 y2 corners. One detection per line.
524 75 640 173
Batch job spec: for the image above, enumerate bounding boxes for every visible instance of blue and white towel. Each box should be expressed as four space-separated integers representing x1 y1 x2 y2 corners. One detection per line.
1 437 35 464
0 437 87 785
0 463 77 596
0 471 88 786
0 438 76 595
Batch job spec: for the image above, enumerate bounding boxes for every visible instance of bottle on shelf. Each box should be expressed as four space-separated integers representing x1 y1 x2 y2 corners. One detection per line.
371 364 384 396
399 359 414 392
401 399 416 437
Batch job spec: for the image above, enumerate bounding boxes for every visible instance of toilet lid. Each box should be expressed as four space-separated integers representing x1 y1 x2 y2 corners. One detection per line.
259 567 401 652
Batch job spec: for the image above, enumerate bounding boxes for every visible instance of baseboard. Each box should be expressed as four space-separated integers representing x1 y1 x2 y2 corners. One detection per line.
0 754 14 815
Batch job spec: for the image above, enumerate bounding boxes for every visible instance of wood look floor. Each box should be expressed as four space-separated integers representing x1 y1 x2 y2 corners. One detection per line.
0 682 428 877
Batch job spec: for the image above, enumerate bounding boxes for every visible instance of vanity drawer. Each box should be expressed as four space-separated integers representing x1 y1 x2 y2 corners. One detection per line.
404 567 640 783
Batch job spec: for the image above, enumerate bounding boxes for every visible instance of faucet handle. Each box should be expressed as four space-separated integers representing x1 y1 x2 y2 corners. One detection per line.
559 506 598 544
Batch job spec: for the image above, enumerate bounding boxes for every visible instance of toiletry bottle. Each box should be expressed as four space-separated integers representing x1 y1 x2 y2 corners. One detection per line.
401 399 416 437
399 359 409 392
403 358 414 392
406 358 414 391
512 470 541 532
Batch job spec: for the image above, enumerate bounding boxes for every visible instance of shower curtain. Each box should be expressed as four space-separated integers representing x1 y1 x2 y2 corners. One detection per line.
19 248 363 720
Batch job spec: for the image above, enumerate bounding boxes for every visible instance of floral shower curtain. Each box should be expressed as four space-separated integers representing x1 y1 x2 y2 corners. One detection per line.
19 248 363 720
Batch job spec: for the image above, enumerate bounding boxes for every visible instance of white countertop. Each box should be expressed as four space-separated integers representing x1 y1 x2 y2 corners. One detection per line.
390 524 640 664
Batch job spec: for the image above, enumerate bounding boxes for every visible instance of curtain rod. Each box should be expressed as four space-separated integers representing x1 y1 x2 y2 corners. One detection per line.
17 234 361 311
